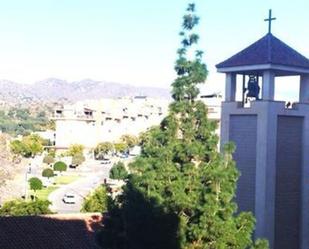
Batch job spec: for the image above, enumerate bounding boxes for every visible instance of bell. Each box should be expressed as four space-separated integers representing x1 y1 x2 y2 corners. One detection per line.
246 75 260 99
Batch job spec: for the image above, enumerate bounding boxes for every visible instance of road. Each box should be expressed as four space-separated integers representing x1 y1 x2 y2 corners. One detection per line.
48 159 113 213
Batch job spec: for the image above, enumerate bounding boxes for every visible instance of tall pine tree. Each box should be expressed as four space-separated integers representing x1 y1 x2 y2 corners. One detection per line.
98 3 268 249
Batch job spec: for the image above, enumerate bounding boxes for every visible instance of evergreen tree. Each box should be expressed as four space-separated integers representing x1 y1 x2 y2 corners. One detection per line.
110 162 128 180
99 3 268 249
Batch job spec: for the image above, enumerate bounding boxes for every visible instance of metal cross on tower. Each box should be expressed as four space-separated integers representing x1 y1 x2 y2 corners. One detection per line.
264 9 276 34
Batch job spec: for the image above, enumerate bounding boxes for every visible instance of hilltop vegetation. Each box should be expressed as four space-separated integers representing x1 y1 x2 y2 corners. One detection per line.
0 107 54 136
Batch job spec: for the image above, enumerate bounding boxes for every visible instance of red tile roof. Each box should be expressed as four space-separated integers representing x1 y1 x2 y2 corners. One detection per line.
0 213 102 249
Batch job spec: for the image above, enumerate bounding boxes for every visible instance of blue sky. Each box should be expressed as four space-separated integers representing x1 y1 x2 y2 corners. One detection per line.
0 0 308 98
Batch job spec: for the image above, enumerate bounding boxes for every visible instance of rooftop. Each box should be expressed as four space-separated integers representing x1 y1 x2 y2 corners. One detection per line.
0 213 102 249
216 33 309 75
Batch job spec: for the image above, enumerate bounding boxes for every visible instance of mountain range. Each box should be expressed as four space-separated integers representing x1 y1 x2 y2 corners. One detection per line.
0 78 171 104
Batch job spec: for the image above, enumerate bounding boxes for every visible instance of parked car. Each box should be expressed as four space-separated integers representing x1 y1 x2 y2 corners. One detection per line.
119 153 128 159
69 163 78 169
63 193 76 204
101 158 111 165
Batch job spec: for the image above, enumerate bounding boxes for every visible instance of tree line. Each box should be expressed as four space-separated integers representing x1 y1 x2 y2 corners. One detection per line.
0 107 54 136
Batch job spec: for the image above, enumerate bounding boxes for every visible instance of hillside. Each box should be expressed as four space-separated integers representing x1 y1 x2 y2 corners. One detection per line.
0 134 25 204
0 78 171 105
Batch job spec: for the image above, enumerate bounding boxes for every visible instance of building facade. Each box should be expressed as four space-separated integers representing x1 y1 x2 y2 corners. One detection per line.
53 95 222 149
53 97 169 148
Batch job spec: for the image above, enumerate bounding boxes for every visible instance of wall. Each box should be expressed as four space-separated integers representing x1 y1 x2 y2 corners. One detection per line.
229 115 257 213
275 116 303 249
220 100 309 249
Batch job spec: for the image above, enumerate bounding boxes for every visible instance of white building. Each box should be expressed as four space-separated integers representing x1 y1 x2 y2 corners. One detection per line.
53 94 222 149
53 96 169 149
199 93 222 121
35 130 56 145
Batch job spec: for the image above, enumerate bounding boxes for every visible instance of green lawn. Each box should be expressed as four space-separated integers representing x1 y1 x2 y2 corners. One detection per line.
54 175 81 185
29 175 81 200
32 186 58 200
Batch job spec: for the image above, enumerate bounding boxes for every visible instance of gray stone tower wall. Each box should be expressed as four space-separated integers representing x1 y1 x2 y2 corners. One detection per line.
275 116 303 249
229 115 257 212
221 101 309 249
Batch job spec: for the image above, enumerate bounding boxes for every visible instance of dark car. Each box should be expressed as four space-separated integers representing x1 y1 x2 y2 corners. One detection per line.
101 158 111 165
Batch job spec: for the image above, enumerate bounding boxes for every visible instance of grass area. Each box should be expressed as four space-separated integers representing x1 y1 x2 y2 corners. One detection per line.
54 175 81 185
29 175 81 200
32 186 58 200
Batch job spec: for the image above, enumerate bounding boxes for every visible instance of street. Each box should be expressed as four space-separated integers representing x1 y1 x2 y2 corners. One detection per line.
48 159 114 213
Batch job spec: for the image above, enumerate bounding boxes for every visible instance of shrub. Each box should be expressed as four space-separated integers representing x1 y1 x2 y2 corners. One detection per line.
0 199 52 216
81 185 109 213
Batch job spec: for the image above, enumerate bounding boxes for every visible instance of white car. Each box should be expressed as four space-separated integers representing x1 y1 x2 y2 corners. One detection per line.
62 193 76 204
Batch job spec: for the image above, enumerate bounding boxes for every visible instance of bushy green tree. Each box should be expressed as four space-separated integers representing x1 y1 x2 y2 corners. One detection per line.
29 177 43 193
120 134 139 148
81 185 109 213
94 142 114 159
42 168 54 178
53 161 67 173
0 199 52 216
114 142 127 154
98 3 268 249
71 153 85 166
22 134 44 157
43 155 54 165
67 144 84 157
109 162 128 180
10 140 29 157
10 134 44 158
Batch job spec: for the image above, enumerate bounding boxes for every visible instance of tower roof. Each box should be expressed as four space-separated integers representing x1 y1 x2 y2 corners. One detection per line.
216 33 309 74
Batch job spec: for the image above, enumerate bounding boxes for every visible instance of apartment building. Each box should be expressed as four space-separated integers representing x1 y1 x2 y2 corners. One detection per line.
53 97 169 148
53 95 222 149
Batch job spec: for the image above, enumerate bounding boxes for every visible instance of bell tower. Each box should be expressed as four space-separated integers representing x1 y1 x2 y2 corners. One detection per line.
217 10 309 249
